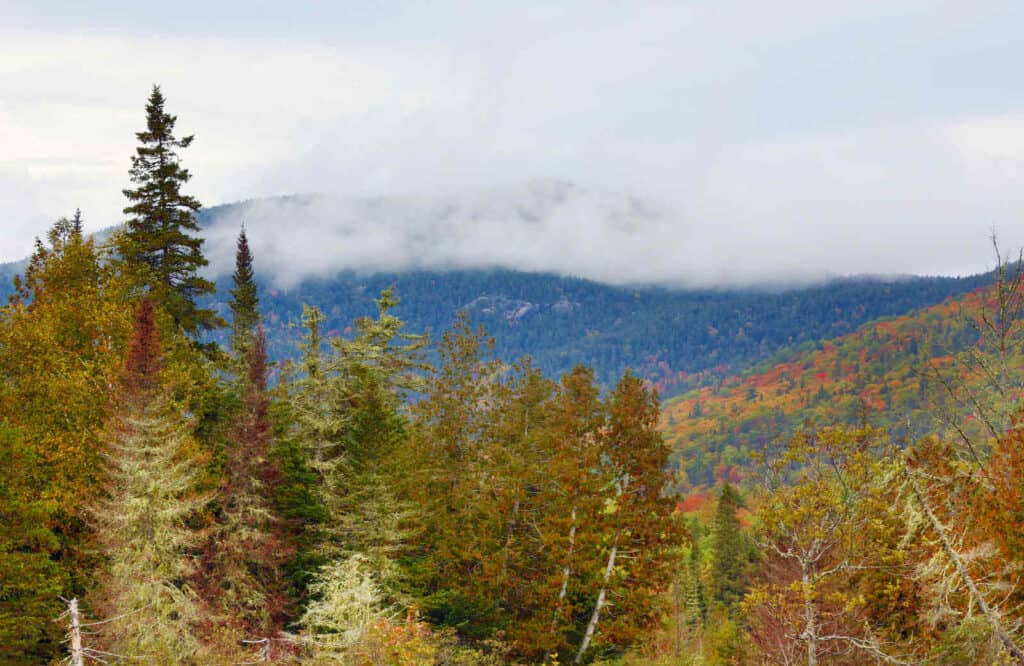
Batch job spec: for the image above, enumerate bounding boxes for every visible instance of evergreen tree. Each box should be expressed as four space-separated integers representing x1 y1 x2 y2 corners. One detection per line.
528 366 607 661
229 226 259 358
709 482 747 611
196 328 290 638
575 372 682 662
403 315 507 639
91 298 208 663
0 425 66 665
117 85 220 336
686 524 707 628
288 289 428 621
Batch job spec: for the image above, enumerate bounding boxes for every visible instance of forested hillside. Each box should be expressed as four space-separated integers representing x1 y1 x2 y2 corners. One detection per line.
203 266 992 395
662 279 1022 491
4 202 993 397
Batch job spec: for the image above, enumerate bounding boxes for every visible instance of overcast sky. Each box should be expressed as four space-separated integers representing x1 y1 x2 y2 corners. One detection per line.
3 1 1024 284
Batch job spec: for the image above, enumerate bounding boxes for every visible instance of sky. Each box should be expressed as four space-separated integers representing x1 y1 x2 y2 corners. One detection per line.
3 0 1024 284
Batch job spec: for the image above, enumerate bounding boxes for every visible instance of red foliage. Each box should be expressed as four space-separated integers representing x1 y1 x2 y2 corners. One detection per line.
676 493 710 513
121 297 162 394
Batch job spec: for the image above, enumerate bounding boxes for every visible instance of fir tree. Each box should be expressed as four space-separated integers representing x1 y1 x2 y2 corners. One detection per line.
709 482 747 612
90 298 208 663
117 85 220 336
196 328 290 638
229 226 259 358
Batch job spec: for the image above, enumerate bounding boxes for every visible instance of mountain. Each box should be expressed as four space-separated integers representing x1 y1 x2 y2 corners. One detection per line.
659 283 1018 492
0 188 997 395
185 189 994 391
204 268 992 393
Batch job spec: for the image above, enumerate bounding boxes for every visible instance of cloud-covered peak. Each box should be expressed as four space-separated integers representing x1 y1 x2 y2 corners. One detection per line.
201 181 703 288
199 174 1024 289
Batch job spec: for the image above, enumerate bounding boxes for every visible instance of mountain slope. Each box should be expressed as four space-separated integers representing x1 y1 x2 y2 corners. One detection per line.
1 191 997 396
659 283 1023 491
204 268 992 393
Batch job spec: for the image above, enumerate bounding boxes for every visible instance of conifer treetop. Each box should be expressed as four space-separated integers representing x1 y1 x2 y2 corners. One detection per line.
229 225 260 357
118 84 220 336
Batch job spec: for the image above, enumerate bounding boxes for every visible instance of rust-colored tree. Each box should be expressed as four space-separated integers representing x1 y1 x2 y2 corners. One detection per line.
195 327 291 643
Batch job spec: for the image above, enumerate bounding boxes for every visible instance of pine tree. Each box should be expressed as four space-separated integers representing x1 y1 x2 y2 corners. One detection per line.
196 328 290 638
709 482 747 611
229 226 259 359
91 298 208 663
117 85 220 336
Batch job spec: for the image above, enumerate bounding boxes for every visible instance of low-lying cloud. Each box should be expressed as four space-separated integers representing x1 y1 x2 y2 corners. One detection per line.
202 181 694 287
201 166 1024 289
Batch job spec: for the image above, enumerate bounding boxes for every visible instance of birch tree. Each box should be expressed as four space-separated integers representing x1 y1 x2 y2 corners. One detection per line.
575 372 680 663
745 426 911 666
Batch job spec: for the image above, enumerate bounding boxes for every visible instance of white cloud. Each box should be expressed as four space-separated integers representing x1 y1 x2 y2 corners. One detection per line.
4 1 1024 283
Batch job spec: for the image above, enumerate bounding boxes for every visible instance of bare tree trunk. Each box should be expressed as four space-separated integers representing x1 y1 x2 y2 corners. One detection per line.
910 474 1024 662
801 564 818 666
544 506 578 663
574 540 618 664
551 507 577 630
68 598 84 666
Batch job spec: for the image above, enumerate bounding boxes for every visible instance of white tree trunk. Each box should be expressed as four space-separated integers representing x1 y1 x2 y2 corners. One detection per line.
68 598 83 666
801 565 818 666
574 541 618 664
552 507 577 623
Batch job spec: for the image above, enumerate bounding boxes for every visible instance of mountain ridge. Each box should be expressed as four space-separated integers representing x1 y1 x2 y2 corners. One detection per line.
0 192 1000 396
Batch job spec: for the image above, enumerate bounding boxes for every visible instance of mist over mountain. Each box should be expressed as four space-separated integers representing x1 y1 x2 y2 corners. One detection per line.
0 186 999 396
197 181 693 288
198 181 973 290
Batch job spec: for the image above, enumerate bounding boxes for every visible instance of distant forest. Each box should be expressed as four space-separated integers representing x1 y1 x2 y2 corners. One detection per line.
202 264 993 395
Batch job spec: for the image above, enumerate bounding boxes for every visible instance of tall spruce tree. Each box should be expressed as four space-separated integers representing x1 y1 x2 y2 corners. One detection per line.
229 226 259 358
709 482 747 612
91 298 208 663
196 328 290 640
118 85 220 336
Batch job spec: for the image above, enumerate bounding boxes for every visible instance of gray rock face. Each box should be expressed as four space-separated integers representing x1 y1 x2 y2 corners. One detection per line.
461 294 581 325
